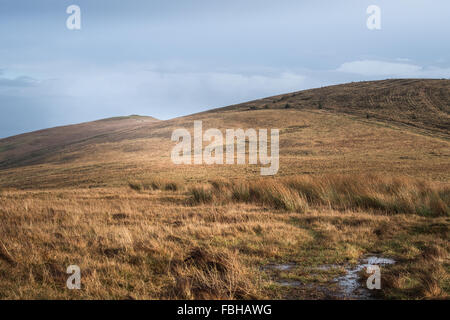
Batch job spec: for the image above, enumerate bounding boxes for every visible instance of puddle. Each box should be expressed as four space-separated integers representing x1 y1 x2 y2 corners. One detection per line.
262 263 303 289
264 255 396 299
277 280 302 287
263 263 296 271
333 256 396 299
314 264 340 271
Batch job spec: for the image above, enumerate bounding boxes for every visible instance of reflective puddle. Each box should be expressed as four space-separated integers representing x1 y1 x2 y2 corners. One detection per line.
333 256 396 299
265 255 396 299
263 263 296 271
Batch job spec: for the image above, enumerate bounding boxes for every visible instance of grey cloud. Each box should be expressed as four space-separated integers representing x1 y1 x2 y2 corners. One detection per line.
0 76 39 87
337 60 450 78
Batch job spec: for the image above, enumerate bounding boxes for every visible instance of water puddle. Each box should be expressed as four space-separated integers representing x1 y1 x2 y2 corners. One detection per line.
314 264 340 271
263 263 296 271
277 280 302 287
264 255 396 299
333 256 396 299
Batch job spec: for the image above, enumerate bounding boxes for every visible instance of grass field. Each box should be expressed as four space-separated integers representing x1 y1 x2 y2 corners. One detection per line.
0 79 449 299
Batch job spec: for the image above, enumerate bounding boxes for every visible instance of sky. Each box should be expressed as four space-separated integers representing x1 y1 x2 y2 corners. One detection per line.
0 0 449 138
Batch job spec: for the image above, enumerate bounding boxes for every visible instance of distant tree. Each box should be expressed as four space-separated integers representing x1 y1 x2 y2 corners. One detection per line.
284 103 291 109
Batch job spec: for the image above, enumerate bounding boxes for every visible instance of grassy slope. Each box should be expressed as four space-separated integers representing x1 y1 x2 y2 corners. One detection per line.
0 79 449 299
0 79 449 188
211 79 450 135
0 115 159 169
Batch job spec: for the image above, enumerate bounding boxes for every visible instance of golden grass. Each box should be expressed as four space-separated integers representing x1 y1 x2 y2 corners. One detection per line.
186 175 449 217
171 247 260 299
0 174 448 299
188 180 309 212
129 177 183 192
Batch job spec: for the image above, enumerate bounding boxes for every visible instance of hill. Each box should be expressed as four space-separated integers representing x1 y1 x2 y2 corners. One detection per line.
211 79 449 135
0 79 448 188
0 115 159 169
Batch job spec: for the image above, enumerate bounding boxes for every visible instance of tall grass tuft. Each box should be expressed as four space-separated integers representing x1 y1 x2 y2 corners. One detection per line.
129 177 182 192
189 174 449 216
246 181 308 212
188 186 214 204
171 247 260 299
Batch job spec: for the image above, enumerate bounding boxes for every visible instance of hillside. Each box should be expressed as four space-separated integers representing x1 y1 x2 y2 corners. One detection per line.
0 79 449 188
211 79 450 136
0 115 159 169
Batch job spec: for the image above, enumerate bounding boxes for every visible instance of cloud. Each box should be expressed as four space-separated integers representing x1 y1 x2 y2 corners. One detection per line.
336 60 450 79
0 75 39 87
32 62 308 110
1 56 448 138
336 60 450 78
0 62 310 137
337 60 423 76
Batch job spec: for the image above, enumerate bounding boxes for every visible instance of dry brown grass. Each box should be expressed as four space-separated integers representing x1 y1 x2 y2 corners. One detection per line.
189 179 309 212
187 175 449 217
170 247 261 299
0 174 448 300
0 186 296 299
129 177 183 192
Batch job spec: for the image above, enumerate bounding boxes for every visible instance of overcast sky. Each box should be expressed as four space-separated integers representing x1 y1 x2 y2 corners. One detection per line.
0 0 449 138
